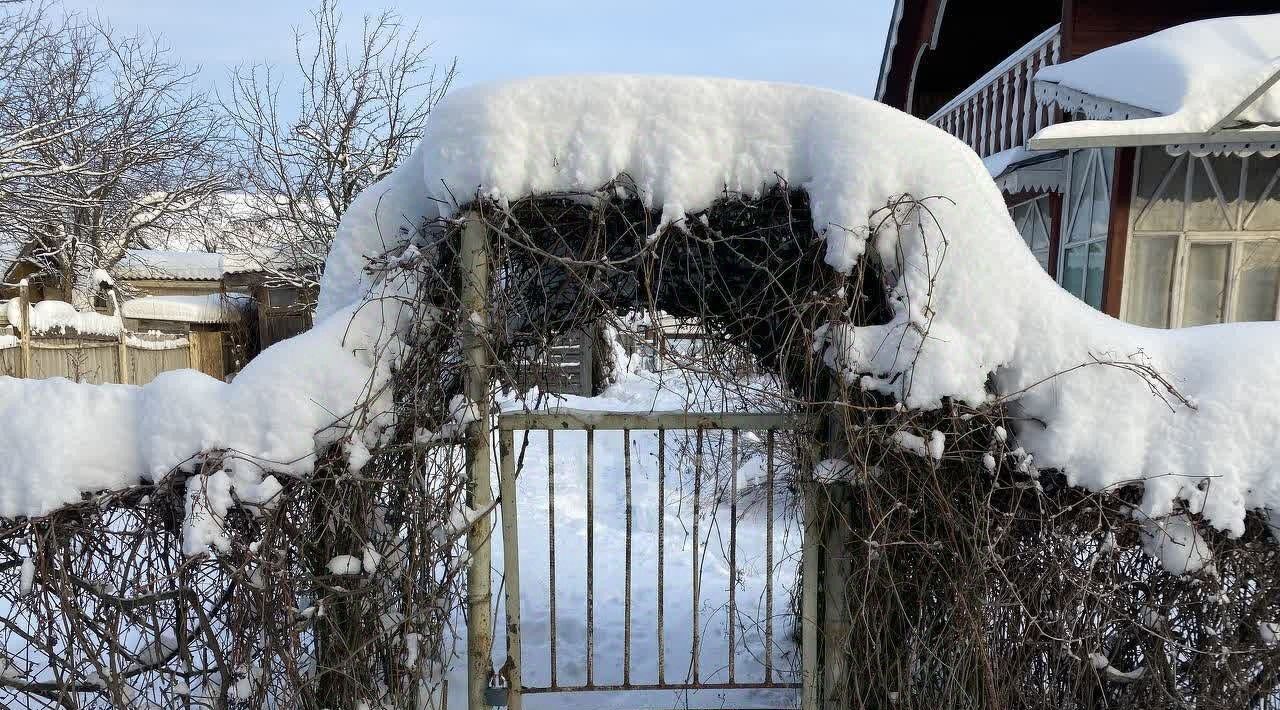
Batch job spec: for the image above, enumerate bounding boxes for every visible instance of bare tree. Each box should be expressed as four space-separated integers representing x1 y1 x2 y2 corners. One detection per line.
223 0 456 291
0 10 227 305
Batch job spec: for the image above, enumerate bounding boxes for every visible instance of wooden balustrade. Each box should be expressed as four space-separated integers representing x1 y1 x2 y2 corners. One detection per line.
927 25 1062 158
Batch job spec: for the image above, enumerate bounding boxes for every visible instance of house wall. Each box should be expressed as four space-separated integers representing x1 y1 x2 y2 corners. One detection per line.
1061 0 1280 60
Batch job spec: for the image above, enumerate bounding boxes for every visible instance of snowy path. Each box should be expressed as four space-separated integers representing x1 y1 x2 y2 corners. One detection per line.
446 372 804 709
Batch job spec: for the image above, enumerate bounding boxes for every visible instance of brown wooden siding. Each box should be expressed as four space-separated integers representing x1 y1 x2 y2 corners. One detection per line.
1102 148 1136 317
1062 0 1280 60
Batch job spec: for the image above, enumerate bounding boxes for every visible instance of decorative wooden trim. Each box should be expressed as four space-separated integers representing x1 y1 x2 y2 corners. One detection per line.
1102 148 1136 317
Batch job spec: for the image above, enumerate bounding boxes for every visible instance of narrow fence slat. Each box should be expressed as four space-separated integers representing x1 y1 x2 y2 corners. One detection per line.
585 427 595 688
547 431 558 689
18 281 30 379
623 428 633 687
498 429 523 710
497 409 814 432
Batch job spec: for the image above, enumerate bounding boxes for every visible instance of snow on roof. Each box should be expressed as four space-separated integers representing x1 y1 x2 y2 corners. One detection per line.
121 293 252 324
0 77 1278 559
115 249 264 281
1032 14 1280 148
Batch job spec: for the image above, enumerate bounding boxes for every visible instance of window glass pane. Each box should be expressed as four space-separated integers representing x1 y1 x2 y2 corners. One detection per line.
1061 245 1086 298
1010 202 1034 248
1085 241 1106 309
1183 243 1230 326
1031 205 1050 251
1186 157 1234 230
1242 155 1280 230
1235 240 1280 322
1088 154 1112 240
1068 151 1094 244
1125 236 1177 327
1134 149 1185 231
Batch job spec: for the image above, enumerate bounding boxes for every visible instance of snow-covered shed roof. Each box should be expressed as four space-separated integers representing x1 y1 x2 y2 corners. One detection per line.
1031 14 1280 151
0 77 1277 559
121 293 252 324
114 249 264 281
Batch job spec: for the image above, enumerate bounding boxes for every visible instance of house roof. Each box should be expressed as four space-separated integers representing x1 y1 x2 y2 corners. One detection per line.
114 249 263 281
1031 13 1280 150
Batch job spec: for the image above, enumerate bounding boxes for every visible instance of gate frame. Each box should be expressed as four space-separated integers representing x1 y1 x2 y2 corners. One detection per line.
491 408 820 710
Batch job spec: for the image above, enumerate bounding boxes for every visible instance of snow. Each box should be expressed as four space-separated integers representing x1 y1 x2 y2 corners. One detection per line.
325 555 363 575
323 76 1280 561
319 75 989 316
121 293 252 324
1034 14 1280 143
18 558 32 596
1140 514 1214 576
5 299 122 336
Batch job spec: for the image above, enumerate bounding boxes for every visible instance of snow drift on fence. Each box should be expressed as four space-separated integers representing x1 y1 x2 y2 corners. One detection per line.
0 75 1278 545
320 75 1280 538
5 298 123 336
0 292 413 542
1034 13 1280 142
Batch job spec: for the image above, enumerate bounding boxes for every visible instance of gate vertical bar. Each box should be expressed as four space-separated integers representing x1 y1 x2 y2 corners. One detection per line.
728 429 738 684
801 497 821 710
498 428 523 710
547 432 558 689
461 214 494 710
623 429 633 687
657 429 666 686
585 427 595 687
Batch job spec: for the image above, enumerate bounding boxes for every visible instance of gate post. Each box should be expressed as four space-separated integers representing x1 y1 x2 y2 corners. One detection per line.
497 428 523 709
461 214 495 710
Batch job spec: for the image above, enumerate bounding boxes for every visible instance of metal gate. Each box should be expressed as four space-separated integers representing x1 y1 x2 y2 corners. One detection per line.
485 408 818 709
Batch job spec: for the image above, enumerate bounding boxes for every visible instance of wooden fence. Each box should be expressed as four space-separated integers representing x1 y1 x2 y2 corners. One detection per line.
1 283 200 385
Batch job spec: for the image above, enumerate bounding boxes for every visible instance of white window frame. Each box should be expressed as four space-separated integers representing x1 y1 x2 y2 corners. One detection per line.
1009 194 1053 272
1057 148 1112 309
1121 148 1280 327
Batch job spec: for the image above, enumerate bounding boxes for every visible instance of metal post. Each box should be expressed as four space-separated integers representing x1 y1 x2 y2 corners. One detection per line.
498 429 523 710
462 214 494 710
801 494 822 710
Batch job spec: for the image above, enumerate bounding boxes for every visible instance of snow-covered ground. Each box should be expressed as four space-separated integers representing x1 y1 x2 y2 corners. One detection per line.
445 365 803 709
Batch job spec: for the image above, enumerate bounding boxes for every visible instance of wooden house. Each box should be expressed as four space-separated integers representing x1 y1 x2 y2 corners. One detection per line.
877 2 1280 328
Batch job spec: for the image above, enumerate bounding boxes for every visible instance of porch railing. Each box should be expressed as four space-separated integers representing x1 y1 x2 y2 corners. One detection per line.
926 24 1063 158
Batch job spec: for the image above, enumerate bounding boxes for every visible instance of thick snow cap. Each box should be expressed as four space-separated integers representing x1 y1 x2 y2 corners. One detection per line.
320 75 1280 538
0 76 1277 548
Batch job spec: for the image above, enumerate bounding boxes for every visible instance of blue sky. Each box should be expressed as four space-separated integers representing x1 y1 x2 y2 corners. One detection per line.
58 0 896 97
